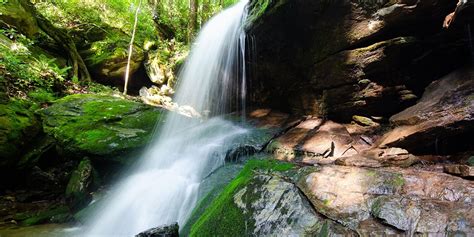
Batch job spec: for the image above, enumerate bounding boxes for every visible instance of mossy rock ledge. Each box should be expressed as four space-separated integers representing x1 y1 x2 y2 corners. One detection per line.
41 94 163 163
0 99 40 167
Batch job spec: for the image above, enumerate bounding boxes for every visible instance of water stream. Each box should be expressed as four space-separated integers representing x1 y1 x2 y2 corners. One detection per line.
84 0 249 235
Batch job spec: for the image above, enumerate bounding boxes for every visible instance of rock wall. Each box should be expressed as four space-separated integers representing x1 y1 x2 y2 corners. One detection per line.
246 0 470 120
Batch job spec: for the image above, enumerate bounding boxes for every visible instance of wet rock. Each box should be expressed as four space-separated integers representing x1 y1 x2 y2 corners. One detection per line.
225 109 301 162
135 223 179 237
190 159 325 236
236 173 354 236
379 67 474 154
298 165 474 234
65 158 94 209
444 164 474 178
42 94 163 163
181 164 243 235
19 205 71 226
190 159 353 236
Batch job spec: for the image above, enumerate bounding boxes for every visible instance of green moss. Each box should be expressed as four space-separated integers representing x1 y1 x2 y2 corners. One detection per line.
370 197 383 217
20 206 70 226
467 156 474 166
366 170 377 177
384 173 405 190
0 99 40 165
66 158 93 208
318 221 330 237
246 0 288 28
352 115 378 127
41 94 162 162
189 159 294 236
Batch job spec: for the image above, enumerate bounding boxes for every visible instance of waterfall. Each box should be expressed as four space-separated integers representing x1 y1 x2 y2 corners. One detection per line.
84 0 249 236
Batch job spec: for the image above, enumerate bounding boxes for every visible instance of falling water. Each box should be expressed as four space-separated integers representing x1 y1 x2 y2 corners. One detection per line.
84 0 249 236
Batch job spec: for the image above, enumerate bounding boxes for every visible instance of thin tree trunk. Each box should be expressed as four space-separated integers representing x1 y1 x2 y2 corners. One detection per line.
123 0 142 95
188 0 198 43
19 0 91 83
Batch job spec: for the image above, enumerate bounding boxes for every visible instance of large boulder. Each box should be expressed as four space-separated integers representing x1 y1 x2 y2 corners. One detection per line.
378 67 474 154
298 165 474 235
41 94 162 163
189 159 353 236
246 0 468 120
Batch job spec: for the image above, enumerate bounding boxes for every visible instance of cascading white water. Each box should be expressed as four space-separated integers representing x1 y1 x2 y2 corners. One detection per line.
84 1 249 236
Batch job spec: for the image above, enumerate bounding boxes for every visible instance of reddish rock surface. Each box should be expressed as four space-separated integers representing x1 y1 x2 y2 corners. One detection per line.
298 165 474 235
378 67 474 154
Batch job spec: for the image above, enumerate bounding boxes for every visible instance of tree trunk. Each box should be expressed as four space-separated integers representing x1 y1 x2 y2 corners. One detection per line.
18 0 91 83
188 0 198 43
123 0 142 95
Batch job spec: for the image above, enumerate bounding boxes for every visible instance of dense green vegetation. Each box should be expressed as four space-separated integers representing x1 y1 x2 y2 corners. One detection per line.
1 0 239 101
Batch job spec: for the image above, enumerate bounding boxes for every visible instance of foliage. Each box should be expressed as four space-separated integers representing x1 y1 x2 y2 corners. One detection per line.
0 28 69 98
35 0 157 45
189 158 294 236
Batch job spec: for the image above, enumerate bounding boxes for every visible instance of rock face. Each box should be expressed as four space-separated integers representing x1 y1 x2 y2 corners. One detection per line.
298 165 474 235
83 44 149 92
378 67 474 154
189 159 353 236
225 109 302 162
233 172 353 236
246 0 468 120
42 94 162 163
267 117 374 164
135 223 179 237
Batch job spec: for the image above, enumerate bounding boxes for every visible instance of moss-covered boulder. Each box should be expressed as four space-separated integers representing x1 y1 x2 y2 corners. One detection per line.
42 94 162 163
65 158 94 209
189 159 352 236
0 99 40 167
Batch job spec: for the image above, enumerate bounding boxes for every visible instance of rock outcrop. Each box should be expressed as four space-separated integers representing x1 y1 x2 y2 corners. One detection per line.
378 67 474 154
246 0 469 120
189 159 353 236
42 94 162 163
298 165 474 235
136 223 179 237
